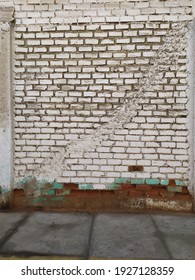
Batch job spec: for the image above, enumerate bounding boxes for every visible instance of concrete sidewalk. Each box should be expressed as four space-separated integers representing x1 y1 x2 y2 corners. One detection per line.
0 211 195 260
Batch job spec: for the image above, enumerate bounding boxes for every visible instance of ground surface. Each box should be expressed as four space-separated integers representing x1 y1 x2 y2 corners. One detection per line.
0 212 195 259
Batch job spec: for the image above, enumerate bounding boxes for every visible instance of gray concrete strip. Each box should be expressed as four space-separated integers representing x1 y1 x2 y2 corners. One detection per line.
152 214 195 259
150 215 173 259
0 212 28 245
90 213 170 259
0 212 92 257
85 214 95 260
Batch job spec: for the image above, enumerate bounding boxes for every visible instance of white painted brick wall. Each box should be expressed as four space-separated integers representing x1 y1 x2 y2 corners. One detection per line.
10 0 193 188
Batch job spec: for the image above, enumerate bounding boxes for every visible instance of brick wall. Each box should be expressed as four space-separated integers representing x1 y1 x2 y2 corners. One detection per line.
4 0 193 210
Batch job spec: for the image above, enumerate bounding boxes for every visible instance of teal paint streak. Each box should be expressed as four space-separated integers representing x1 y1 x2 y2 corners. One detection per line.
167 186 183 193
107 183 121 190
161 180 169 186
53 182 64 189
115 178 129 184
131 178 145 185
79 184 93 190
146 179 160 185
16 176 36 189
175 180 187 186
57 190 71 195
51 196 65 201
42 189 55 196
32 197 47 204
0 187 9 194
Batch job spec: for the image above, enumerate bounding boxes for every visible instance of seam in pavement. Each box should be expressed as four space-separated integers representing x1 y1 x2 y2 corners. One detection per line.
0 213 31 251
150 215 173 259
85 214 96 260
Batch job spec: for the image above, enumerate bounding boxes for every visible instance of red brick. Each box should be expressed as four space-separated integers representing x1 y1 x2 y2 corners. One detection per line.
151 185 166 189
169 179 176 186
64 183 78 190
175 193 192 201
136 185 152 191
128 189 145 197
121 184 136 192
182 187 189 194
128 165 144 172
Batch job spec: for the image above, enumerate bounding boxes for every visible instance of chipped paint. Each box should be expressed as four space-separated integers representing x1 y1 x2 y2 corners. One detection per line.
79 184 93 190
57 190 71 195
53 182 64 190
145 179 160 185
175 180 188 186
131 178 145 185
32 197 46 204
106 183 121 190
161 180 169 186
167 186 183 193
115 178 129 184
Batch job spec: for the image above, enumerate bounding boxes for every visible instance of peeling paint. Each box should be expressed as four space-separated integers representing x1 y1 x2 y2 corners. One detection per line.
107 183 121 190
131 178 145 185
79 184 93 190
167 186 183 193
175 180 188 186
115 178 129 184
145 179 160 185
161 180 169 186
53 182 64 190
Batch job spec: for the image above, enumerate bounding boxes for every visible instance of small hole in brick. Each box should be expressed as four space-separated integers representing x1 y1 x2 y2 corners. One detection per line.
128 166 144 172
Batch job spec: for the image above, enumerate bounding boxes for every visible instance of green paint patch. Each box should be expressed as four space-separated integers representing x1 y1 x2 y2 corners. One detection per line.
32 197 47 204
167 186 183 193
0 187 9 194
175 180 187 186
51 196 65 201
146 178 160 185
106 183 121 190
161 179 169 186
79 184 93 190
57 190 71 195
42 189 55 196
131 178 145 185
53 182 64 190
115 178 129 184
37 180 46 192
16 176 36 189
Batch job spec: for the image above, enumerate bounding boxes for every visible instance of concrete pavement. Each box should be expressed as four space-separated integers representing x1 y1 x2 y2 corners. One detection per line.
0 211 195 259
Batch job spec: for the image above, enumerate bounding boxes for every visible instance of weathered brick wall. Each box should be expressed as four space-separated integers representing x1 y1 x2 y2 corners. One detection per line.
6 0 193 211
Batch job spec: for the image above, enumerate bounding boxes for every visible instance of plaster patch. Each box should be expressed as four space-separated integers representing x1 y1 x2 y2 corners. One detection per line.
146 198 192 211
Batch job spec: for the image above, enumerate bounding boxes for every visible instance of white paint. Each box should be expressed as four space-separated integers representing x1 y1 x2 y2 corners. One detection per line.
33 22 190 187
0 18 14 194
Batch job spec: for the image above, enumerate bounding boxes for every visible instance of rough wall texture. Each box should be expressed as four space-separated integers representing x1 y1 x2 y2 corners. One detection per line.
0 4 14 205
1 0 194 210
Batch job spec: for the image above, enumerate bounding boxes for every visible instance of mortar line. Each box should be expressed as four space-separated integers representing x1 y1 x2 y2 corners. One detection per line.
0 213 31 250
85 213 96 260
150 215 173 260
